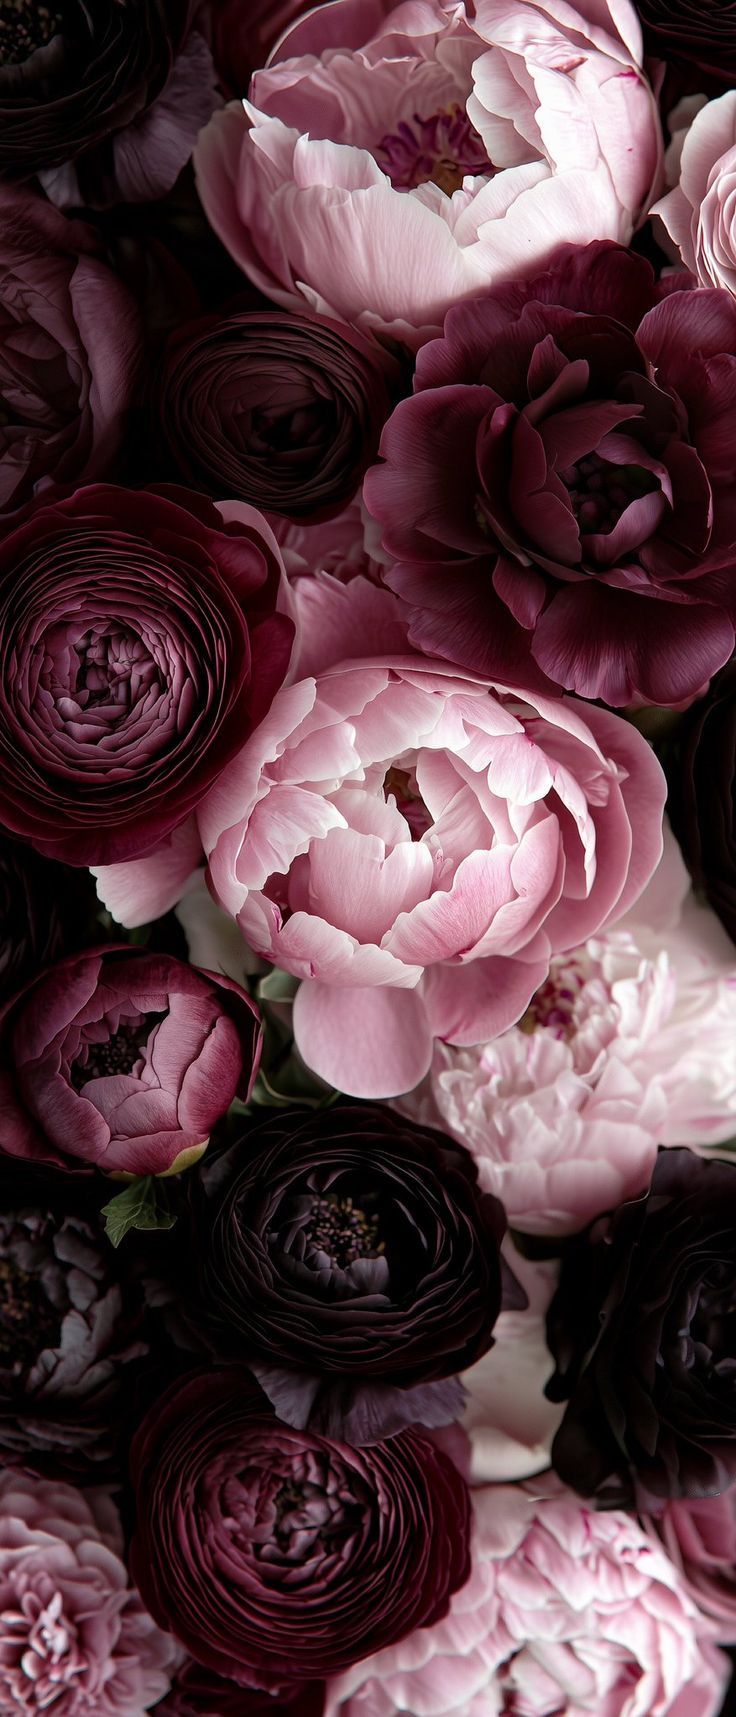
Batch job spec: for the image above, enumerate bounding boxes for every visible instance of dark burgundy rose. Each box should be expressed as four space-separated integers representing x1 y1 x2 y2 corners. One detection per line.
0 835 95 1005
668 660 736 946
636 0 736 84
195 1105 505 1439
158 308 398 521
130 1366 471 1690
0 1201 146 1466
546 1148 736 1503
364 242 736 707
0 1 216 207
155 1660 324 1716
0 184 143 514
0 483 293 868
0 945 261 1176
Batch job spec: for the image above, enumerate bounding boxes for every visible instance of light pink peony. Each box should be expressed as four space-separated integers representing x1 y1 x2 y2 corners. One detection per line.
402 832 736 1232
323 1475 729 1717
188 652 665 1099
654 92 736 297
0 1468 177 1714
460 1246 564 1482
649 1494 736 1643
195 0 662 346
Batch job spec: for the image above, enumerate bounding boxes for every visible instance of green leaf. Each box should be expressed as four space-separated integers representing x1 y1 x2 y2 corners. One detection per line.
101 1176 177 1247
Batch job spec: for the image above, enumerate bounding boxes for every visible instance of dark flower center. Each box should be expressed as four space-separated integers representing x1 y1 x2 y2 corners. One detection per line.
559 451 658 538
72 625 160 714
300 1192 384 1269
72 1014 163 1086
690 1262 736 1382
383 764 432 839
248 399 335 459
0 0 65 64
519 956 587 1038
0 1255 61 1369
253 1450 368 1570
376 104 490 194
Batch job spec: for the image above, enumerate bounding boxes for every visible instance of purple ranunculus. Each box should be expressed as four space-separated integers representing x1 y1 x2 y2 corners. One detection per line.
364 242 736 707
0 184 143 515
0 946 261 1176
0 482 293 870
130 1366 471 1691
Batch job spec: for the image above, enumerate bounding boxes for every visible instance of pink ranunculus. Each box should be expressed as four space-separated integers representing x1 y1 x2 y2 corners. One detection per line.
323 1474 729 1717
654 92 736 298
0 1467 177 1715
186 654 665 1099
403 831 736 1232
194 0 662 347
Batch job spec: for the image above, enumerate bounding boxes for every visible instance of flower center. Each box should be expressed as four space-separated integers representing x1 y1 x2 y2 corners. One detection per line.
300 1192 384 1270
689 1263 736 1383
383 764 432 839
72 625 159 713
0 1254 61 1369
0 0 65 64
376 104 490 194
559 452 658 539
254 1450 369 1570
71 1014 163 1086
518 957 588 1039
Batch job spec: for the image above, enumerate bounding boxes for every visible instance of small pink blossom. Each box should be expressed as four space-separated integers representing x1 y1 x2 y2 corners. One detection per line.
324 1475 729 1717
0 1468 177 1715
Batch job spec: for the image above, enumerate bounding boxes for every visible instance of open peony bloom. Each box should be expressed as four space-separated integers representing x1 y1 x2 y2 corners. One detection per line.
194 0 662 347
0 1467 177 1715
654 93 736 298
402 832 736 1233
324 1474 729 1717
182 655 667 1099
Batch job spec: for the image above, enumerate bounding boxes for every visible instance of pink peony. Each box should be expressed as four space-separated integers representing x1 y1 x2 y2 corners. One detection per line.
0 1467 177 1715
403 832 736 1232
195 0 662 346
654 92 736 297
649 1494 736 1643
323 1475 729 1717
460 1246 564 1482
179 652 667 1099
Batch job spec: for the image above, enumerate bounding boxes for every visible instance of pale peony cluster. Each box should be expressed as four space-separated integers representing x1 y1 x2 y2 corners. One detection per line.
324 1475 728 1717
195 0 662 346
655 92 736 297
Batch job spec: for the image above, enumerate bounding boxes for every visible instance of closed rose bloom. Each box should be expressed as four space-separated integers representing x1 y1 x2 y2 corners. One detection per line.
0 1467 177 1715
158 308 399 520
195 0 661 348
0 185 143 515
0 483 294 869
0 946 261 1176
129 1367 471 1690
547 1148 736 1503
364 242 736 706
324 1476 729 1717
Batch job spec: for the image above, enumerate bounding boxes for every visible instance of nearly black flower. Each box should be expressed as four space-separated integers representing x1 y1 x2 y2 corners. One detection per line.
635 0 736 84
546 1148 736 1502
669 660 736 948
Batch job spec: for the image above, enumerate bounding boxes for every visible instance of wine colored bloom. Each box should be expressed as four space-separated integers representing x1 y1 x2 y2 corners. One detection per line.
129 1367 471 1690
0 1201 146 1466
159 308 399 520
324 1475 728 1717
635 0 736 84
0 0 216 207
155 1661 324 1716
654 94 736 300
547 1148 736 1502
364 242 736 705
0 946 261 1177
195 1105 505 1437
0 1467 177 1715
649 1493 736 1643
0 185 143 515
0 483 293 870
669 660 736 946
401 833 736 1234
194 0 661 347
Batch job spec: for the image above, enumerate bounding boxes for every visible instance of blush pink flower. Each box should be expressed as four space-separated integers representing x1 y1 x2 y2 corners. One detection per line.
323 1475 729 1717
649 1494 736 1643
195 0 662 346
0 1467 177 1715
404 832 736 1233
166 654 667 1100
654 92 736 297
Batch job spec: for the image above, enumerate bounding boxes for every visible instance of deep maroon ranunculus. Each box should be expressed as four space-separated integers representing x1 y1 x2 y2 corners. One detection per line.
0 185 143 514
635 0 736 84
0 834 95 1006
0 1 216 206
195 1105 505 1439
0 1200 146 1467
0 483 293 868
668 660 736 947
155 1659 325 1716
0 946 261 1176
158 307 399 521
211 0 317 94
130 1366 471 1690
546 1147 736 1503
364 242 736 707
